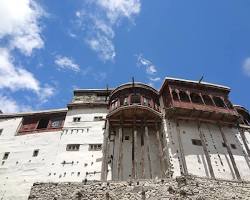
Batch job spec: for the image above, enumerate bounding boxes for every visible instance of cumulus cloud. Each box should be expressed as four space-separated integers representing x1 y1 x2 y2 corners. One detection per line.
55 55 80 72
76 0 141 61
243 57 250 77
0 0 44 55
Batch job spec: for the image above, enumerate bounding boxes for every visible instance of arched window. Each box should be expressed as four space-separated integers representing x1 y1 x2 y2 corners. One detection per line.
172 90 179 101
202 95 214 106
131 94 141 104
120 96 128 105
213 96 226 108
190 93 203 104
179 91 190 102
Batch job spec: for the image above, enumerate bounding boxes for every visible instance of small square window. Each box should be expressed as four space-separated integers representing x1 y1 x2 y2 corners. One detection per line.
124 136 130 140
231 144 237 149
66 144 80 151
89 144 102 151
73 117 81 122
192 139 202 146
0 129 3 136
94 116 103 121
33 149 39 157
3 152 9 160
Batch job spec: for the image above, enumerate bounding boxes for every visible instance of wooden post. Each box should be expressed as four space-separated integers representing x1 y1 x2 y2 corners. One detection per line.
176 120 188 175
197 121 215 178
239 128 250 157
145 123 152 179
101 120 109 181
155 122 165 178
117 120 123 180
133 122 138 179
219 124 241 180
141 120 145 179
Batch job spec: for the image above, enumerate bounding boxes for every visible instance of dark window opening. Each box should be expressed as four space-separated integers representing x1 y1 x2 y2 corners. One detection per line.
94 116 103 121
51 119 63 128
179 91 190 102
66 144 80 151
73 117 81 122
225 100 233 109
172 91 179 101
192 139 202 146
203 95 214 106
37 118 49 129
3 152 9 160
0 129 2 136
190 93 203 104
222 142 227 147
131 94 141 104
213 97 226 108
120 96 128 105
231 144 237 149
33 149 39 157
124 136 130 140
89 144 102 151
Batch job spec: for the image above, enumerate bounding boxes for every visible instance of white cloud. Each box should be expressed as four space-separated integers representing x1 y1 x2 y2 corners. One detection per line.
149 77 161 82
76 0 141 61
137 54 157 75
0 0 44 55
0 95 31 113
0 48 54 101
55 55 80 72
243 57 250 77
136 54 162 85
86 34 115 61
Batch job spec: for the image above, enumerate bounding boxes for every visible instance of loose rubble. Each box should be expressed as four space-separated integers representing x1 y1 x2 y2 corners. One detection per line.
28 176 250 200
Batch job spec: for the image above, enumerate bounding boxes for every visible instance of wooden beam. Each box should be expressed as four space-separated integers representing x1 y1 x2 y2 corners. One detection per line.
145 124 152 179
176 120 188 175
197 121 215 179
117 121 123 180
101 120 109 181
239 127 250 157
155 122 165 178
218 125 241 180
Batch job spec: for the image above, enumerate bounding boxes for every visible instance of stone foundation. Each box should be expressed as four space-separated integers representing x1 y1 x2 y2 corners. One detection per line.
29 176 250 200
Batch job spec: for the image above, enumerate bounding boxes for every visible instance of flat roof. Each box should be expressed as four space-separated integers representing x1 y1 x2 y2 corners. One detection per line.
160 77 231 93
0 108 67 119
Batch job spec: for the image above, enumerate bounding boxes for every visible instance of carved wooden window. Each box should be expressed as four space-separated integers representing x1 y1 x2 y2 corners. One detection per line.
179 91 190 102
172 90 179 101
37 118 49 129
202 95 214 106
190 93 203 104
213 97 226 108
131 94 141 104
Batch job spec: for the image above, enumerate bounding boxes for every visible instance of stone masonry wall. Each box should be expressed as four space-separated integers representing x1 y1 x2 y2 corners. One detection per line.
29 176 250 200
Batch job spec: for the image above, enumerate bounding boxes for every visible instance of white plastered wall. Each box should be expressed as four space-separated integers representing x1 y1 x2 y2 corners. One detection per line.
0 107 108 200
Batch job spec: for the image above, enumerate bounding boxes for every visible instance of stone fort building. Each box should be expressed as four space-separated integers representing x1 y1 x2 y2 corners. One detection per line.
0 77 250 199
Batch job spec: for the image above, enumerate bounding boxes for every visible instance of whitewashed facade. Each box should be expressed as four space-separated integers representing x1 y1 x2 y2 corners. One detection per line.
0 78 250 200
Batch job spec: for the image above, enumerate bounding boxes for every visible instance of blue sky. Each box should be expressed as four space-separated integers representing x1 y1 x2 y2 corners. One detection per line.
0 0 250 113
